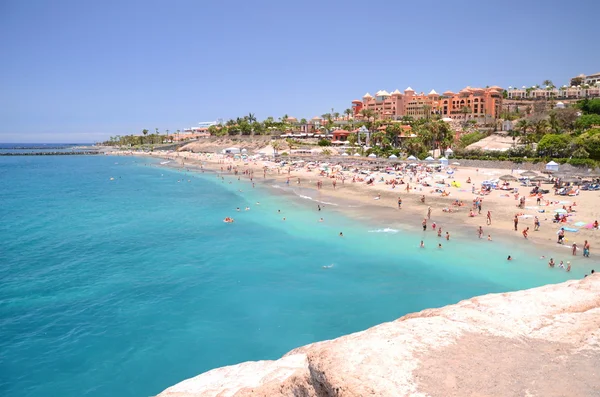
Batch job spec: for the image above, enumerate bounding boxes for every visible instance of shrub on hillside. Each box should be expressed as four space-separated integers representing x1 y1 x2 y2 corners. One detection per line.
458 131 487 148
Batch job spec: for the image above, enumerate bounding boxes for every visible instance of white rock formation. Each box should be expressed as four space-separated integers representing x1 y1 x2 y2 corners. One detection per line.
158 275 600 397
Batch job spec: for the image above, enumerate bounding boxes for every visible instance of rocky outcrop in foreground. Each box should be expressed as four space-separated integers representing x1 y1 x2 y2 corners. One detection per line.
158 276 600 397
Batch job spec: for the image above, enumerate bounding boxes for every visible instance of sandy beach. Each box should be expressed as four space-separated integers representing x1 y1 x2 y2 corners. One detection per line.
114 149 600 269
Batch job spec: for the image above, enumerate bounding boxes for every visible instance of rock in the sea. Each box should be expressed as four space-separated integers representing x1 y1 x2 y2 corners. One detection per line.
157 276 600 397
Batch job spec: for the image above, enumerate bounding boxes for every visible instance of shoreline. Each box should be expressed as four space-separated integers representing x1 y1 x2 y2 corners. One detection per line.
124 150 597 269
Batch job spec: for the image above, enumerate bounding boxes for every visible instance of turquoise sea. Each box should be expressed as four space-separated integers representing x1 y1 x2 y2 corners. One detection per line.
0 154 584 397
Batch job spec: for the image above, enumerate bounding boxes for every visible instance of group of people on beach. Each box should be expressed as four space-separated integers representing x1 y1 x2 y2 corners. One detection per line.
156 151 598 280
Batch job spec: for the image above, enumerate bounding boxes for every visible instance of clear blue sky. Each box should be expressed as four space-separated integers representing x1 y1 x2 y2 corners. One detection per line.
1 0 598 143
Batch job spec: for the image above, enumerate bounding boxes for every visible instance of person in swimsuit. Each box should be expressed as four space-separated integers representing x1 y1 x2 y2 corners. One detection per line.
557 228 565 244
548 258 555 267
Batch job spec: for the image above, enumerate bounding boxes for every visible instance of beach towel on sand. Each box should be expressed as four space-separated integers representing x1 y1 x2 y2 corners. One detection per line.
556 227 579 233
574 222 587 227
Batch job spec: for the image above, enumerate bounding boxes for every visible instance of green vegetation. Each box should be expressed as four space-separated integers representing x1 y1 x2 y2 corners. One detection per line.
458 131 487 148
576 98 600 115
575 114 600 130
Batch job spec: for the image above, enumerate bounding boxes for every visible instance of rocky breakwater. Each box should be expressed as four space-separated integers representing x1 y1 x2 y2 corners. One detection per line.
158 276 600 397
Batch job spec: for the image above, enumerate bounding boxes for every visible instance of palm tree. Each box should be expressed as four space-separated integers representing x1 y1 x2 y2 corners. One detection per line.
247 113 257 123
271 140 281 157
344 108 353 120
142 129 148 144
543 79 553 88
460 106 472 128
155 128 159 136
333 112 340 121
515 119 529 143
423 104 432 120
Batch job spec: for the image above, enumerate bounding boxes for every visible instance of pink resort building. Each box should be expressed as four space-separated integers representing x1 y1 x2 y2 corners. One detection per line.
353 86 503 122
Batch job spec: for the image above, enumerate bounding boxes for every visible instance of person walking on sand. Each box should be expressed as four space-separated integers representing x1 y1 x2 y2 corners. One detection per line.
522 227 529 239
398 197 402 209
332 180 336 189
572 243 577 256
427 206 432 219
557 228 565 244
534 216 540 231
486 211 492 225
422 218 427 231
514 215 519 231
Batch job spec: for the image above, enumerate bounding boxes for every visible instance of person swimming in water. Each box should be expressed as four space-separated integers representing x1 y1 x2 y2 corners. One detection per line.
507 255 512 260
548 258 555 267
420 240 425 248
339 232 344 237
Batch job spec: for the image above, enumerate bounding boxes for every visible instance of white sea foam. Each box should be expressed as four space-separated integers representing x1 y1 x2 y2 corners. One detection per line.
368 228 399 233
295 193 339 206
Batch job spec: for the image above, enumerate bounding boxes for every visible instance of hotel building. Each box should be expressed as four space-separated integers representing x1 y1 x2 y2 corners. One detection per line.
352 86 503 122
506 84 600 100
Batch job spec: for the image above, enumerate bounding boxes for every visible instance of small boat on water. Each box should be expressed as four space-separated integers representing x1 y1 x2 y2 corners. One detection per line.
160 161 171 165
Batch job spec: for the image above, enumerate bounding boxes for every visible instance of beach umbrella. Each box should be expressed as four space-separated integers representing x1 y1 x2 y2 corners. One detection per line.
499 174 518 181
531 176 548 182
388 154 398 159
407 155 417 160
424 156 435 161
521 171 537 177
341 153 349 156
562 176 579 183
353 153 361 157
368 153 377 158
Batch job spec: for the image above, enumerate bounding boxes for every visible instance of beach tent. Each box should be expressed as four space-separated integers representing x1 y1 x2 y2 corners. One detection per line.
439 156 448 166
388 154 398 159
368 153 377 158
546 161 559 172
353 153 361 157
407 155 417 161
